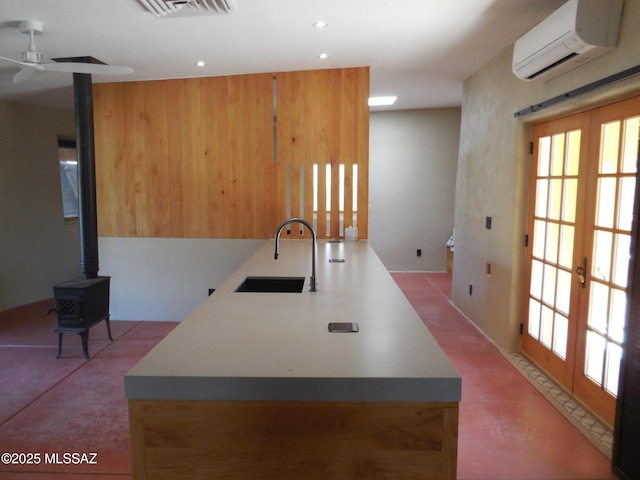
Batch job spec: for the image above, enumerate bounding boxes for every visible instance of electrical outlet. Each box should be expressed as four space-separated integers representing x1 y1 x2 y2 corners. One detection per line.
469 284 473 296
486 262 492 276
417 249 422 257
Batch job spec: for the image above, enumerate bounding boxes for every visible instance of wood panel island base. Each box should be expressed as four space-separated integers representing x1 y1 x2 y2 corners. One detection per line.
129 400 458 479
125 241 461 479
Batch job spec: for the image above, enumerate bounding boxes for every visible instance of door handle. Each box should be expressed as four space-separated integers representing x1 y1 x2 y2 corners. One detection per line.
575 256 587 289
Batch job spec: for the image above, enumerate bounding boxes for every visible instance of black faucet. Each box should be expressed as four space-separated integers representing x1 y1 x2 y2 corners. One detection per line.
274 218 317 292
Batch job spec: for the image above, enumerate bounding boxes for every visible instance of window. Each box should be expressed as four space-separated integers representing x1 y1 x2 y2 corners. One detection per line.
58 139 79 220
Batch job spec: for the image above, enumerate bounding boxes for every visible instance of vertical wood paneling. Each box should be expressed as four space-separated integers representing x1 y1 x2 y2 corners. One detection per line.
317 163 326 237
166 78 209 238
213 77 232 238
128 401 147 478
276 67 369 239
290 163 301 231
95 74 275 238
139 80 170 237
442 406 459 480
93 83 116 236
354 67 370 238
166 79 187 238
302 162 314 231
275 161 289 230
94 82 144 236
94 68 367 239
340 68 360 234
344 162 354 233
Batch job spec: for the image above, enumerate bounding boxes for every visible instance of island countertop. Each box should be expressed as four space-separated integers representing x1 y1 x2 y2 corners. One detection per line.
124 240 461 403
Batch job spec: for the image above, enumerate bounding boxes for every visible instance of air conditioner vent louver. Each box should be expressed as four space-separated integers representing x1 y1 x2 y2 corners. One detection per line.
138 0 237 18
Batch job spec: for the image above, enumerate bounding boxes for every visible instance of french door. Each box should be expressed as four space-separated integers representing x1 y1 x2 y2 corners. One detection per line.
523 96 640 427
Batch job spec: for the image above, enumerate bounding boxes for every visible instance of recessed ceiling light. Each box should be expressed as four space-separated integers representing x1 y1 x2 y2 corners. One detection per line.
318 53 329 60
313 21 328 29
368 96 398 106
195 60 206 67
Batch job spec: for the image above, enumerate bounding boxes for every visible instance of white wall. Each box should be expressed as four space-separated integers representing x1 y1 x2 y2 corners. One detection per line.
453 0 640 352
369 108 460 271
0 101 79 311
99 238 265 320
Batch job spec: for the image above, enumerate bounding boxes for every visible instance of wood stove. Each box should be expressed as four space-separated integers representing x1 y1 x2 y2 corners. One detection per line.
51 276 112 359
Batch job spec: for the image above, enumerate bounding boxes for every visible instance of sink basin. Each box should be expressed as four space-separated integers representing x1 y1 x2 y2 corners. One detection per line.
235 276 305 293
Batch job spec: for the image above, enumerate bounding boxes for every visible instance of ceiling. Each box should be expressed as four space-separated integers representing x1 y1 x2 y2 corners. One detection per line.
0 0 566 111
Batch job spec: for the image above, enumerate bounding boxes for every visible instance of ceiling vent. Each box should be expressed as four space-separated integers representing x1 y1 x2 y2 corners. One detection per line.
138 0 237 18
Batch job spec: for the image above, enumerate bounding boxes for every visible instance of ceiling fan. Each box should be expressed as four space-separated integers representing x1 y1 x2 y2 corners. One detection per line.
0 20 133 84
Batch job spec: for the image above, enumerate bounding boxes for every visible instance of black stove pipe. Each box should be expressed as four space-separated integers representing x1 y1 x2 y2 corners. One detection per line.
73 72 99 279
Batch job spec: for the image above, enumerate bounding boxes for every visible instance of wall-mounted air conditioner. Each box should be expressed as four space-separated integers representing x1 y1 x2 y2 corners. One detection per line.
512 0 623 82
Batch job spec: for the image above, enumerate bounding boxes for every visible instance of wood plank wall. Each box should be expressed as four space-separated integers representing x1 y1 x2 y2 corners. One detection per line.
277 68 369 239
93 74 276 238
93 67 369 239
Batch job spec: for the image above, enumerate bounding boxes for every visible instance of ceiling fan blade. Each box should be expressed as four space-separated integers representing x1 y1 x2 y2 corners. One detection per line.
0 55 45 71
13 68 37 84
41 62 133 76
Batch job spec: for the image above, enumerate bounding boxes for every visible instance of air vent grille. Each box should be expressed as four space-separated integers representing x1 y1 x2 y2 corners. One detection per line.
139 0 237 18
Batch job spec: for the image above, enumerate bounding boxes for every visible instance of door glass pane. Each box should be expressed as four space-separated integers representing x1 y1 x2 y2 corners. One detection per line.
605 342 622 395
529 299 541 340
609 288 626 344
621 116 639 173
562 179 577 222
548 179 562 220
551 133 565 176
538 136 551 176
542 265 557 305
536 180 549 217
554 313 568 360
541 305 554 349
556 269 572 315
530 260 543 298
600 121 620 174
566 130 581 175
588 281 609 334
618 177 636 231
545 223 559 263
532 220 546 259
613 233 631 287
593 230 613 282
558 225 574 269
596 177 616 228
585 330 605 385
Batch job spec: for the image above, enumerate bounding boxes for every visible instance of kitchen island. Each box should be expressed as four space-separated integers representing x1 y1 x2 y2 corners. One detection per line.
125 240 461 479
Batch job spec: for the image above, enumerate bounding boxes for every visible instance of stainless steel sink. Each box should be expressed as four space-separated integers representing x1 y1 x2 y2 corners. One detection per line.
235 276 305 293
